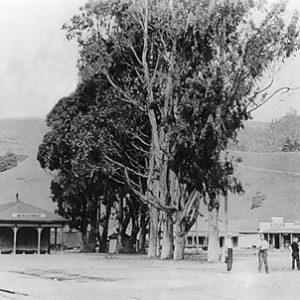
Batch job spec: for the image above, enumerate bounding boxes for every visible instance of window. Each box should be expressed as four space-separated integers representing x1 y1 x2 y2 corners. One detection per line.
232 237 238 247
187 236 193 245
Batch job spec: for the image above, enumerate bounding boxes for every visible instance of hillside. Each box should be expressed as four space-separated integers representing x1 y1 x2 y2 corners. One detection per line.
0 118 48 156
0 118 55 211
223 150 300 231
229 120 272 152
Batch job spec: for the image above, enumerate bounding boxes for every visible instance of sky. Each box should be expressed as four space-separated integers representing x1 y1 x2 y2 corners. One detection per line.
1 0 300 122
0 0 86 119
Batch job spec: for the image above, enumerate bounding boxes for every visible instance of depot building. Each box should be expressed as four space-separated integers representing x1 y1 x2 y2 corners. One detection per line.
0 197 68 254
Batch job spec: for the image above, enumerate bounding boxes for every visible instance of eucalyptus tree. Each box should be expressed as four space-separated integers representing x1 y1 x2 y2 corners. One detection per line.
62 0 299 261
37 79 149 252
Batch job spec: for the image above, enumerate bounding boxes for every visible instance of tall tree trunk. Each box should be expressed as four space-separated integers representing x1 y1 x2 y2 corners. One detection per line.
161 212 174 259
173 215 185 260
80 218 91 252
99 206 110 253
81 223 90 252
207 206 220 262
131 227 139 253
139 204 147 253
129 217 139 253
81 232 89 252
148 206 159 257
116 194 124 253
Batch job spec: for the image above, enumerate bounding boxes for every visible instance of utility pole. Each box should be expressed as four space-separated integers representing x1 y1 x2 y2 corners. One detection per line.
196 216 199 254
224 191 228 237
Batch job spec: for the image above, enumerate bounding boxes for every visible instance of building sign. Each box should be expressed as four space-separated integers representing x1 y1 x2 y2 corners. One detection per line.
270 222 285 229
260 216 300 232
12 213 46 218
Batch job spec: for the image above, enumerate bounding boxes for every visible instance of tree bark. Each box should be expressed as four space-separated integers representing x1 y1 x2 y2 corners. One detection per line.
161 212 174 259
99 208 110 253
139 204 147 253
81 226 91 252
129 217 139 253
173 216 185 260
115 194 124 253
148 206 159 257
207 206 220 262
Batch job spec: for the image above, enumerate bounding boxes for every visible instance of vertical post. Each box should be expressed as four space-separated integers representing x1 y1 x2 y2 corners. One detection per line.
13 227 18 254
196 217 199 253
37 227 42 255
279 233 282 250
48 228 51 254
54 227 57 249
224 192 228 237
267 233 270 250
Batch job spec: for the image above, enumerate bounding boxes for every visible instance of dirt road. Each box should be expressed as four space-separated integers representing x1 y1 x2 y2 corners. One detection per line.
0 251 298 300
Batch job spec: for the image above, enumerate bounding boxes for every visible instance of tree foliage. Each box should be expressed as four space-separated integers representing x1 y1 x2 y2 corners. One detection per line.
37 67 149 252
38 0 299 259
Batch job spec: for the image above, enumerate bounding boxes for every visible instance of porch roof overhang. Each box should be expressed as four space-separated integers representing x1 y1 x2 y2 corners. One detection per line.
0 201 68 227
260 229 300 234
0 221 66 227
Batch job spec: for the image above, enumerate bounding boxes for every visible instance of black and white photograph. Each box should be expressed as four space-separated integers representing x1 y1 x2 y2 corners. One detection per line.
1 0 300 299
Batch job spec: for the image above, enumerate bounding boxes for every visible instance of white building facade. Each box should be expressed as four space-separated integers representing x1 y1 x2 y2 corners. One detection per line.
259 216 300 249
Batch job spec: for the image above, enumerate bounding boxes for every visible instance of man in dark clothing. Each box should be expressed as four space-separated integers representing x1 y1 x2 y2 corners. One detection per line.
291 237 300 270
224 233 233 272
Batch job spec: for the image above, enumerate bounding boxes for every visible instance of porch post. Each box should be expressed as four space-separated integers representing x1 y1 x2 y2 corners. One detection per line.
37 227 43 255
54 228 57 248
279 233 281 250
13 227 18 254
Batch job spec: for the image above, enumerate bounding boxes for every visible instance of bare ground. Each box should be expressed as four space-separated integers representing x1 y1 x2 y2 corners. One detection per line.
0 251 298 300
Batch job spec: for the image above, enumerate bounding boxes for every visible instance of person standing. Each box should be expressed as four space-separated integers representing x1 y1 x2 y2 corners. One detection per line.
225 233 233 271
257 233 269 274
291 237 300 270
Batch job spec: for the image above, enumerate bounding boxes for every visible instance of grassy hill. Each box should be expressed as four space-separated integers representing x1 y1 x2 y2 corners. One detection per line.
0 118 55 211
0 118 48 156
222 150 300 231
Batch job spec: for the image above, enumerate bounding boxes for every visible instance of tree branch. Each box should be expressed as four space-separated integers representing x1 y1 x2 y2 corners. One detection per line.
105 155 148 179
124 168 176 213
105 72 144 110
132 133 151 147
247 86 300 114
130 141 149 155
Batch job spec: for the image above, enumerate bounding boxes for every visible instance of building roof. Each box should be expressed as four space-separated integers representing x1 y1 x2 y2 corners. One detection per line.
0 201 68 225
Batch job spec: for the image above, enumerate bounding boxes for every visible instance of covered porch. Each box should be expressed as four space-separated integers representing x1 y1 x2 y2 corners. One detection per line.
0 200 68 254
261 231 298 250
